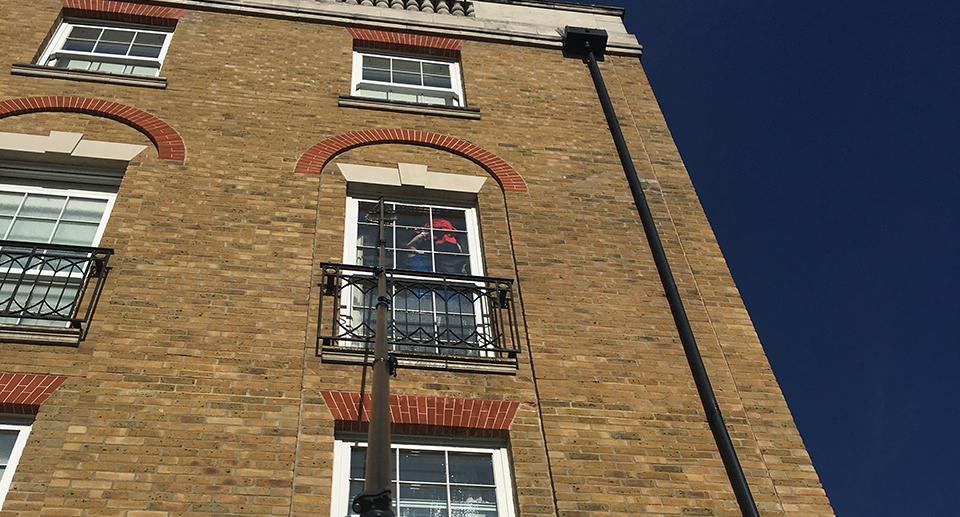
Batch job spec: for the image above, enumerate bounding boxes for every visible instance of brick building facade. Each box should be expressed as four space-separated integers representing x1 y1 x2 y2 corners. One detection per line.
0 1 835 516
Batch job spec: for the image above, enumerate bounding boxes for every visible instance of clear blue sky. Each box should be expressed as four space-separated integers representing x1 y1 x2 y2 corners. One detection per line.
597 1 960 515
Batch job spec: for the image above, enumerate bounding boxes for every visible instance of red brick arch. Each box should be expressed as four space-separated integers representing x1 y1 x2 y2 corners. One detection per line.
0 96 186 161
295 129 527 192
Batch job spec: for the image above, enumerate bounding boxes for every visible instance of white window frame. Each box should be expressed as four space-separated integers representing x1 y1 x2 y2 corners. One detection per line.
38 19 174 77
351 51 465 107
0 420 33 509
330 438 516 517
0 184 116 326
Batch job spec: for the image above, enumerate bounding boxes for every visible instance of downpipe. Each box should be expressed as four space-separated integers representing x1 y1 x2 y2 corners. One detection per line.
564 28 761 517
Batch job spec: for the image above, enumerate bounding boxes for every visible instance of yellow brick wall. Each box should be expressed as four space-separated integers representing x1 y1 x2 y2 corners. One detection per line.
0 2 834 516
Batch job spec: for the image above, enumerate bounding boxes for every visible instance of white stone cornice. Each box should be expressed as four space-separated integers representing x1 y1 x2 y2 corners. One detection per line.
146 0 642 57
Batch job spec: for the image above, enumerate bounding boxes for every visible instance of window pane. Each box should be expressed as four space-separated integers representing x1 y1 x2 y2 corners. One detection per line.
0 192 23 216
0 429 18 464
62 198 107 223
448 453 495 485
362 56 391 70
450 487 498 517
357 88 388 100
134 32 166 45
398 484 448 517
67 26 102 40
422 75 452 89
130 65 159 76
393 71 421 86
94 62 126 74
421 63 449 77
59 59 92 70
8 219 56 242
350 447 367 479
393 59 420 74
399 450 446 483
19 195 65 219
362 69 391 82
129 44 163 58
62 38 97 53
0 216 12 238
52 221 99 246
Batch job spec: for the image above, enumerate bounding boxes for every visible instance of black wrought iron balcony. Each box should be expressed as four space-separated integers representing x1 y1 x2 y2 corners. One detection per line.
0 240 113 340
317 263 520 366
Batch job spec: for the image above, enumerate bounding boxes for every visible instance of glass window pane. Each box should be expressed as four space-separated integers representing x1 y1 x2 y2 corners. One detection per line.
94 62 126 74
450 487 498 517
134 32 166 45
19 195 65 219
0 192 24 216
357 88 388 100
392 71 421 86
393 59 420 74
398 484 448 517
67 26 102 40
0 429 18 464
62 38 97 52
94 38 132 56
362 69 391 82
0 216 12 238
421 63 449 77
362 56 391 70
8 219 56 242
52 221 100 246
59 59 92 70
387 92 419 103
130 65 159 76
448 453 495 485
350 447 367 479
61 198 107 223
99 29 134 44
399 450 446 483
422 75 453 89
129 44 162 58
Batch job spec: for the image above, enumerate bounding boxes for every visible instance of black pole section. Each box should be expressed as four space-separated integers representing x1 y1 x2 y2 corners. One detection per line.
352 198 395 517
563 27 760 517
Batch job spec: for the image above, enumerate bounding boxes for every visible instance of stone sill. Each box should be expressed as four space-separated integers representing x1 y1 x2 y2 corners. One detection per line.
0 324 81 347
338 95 482 119
321 346 517 374
11 63 168 89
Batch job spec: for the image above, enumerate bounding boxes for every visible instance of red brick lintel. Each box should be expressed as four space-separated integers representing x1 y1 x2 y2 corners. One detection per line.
347 27 464 59
0 373 67 415
62 0 188 27
321 391 520 430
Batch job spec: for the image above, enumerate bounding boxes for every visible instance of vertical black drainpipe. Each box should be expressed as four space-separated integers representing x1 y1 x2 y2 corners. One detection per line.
562 26 761 517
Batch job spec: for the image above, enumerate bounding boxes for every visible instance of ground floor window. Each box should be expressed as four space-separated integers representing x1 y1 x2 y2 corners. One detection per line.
331 439 515 517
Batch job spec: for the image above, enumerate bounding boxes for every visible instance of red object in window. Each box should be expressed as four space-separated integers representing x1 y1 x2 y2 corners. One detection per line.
428 218 458 245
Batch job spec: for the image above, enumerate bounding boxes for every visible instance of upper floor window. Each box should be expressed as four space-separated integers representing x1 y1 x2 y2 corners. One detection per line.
352 51 464 107
0 131 140 340
0 419 32 509
38 20 173 77
346 198 481 276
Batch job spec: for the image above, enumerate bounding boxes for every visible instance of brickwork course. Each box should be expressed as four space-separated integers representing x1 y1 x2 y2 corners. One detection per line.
0 1 835 516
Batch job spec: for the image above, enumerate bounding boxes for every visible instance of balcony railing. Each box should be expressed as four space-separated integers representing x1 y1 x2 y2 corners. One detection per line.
317 263 520 361
0 240 113 339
